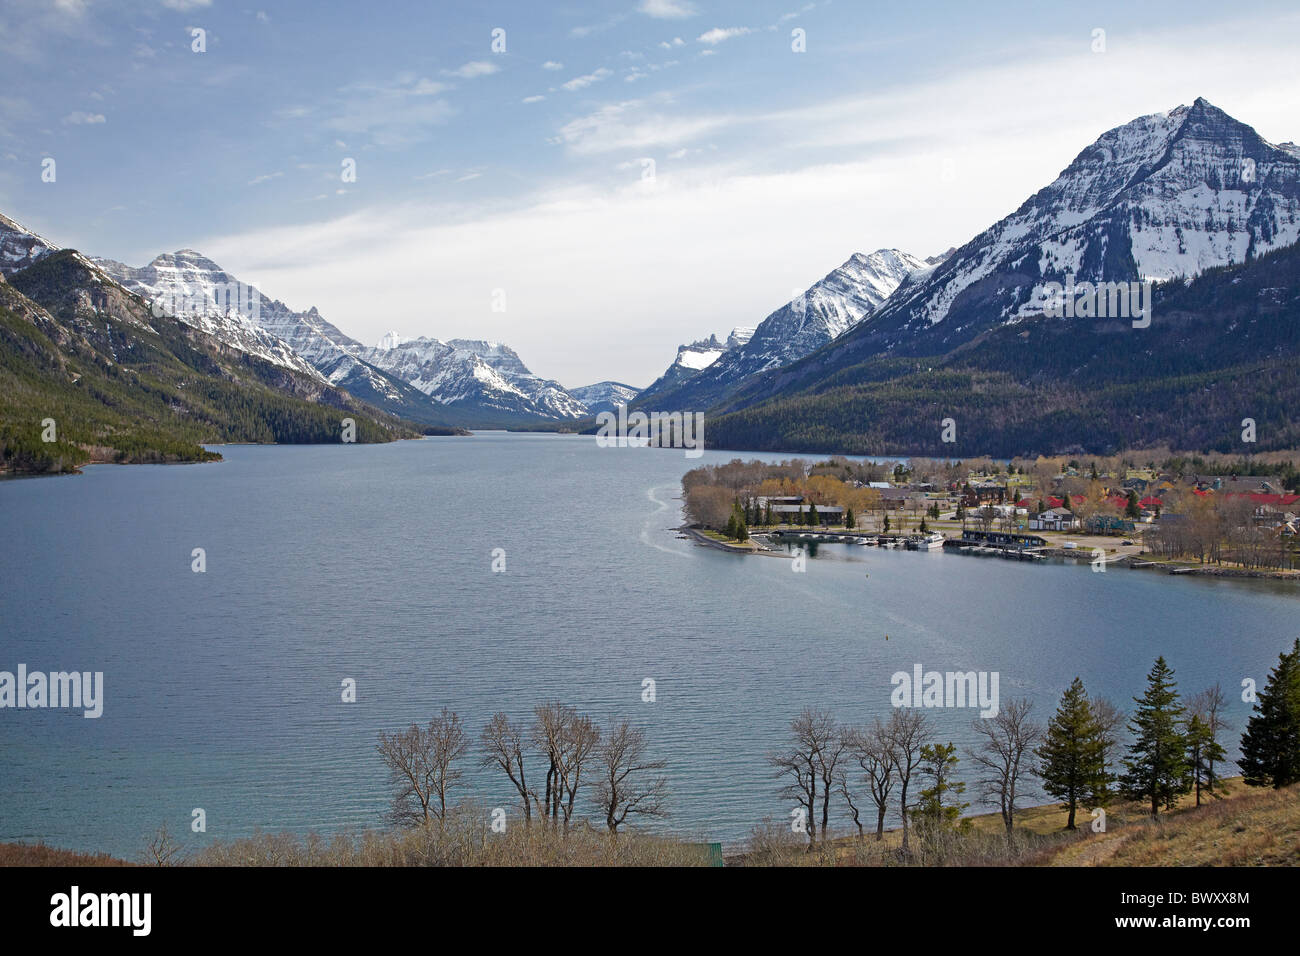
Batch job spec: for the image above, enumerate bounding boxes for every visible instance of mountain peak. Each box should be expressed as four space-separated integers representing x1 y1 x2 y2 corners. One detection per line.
0 210 60 277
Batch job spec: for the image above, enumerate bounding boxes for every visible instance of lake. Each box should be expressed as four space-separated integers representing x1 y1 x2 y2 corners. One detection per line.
1 432 1297 856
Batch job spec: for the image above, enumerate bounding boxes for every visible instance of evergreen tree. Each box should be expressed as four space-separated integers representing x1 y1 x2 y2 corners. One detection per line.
884 514 891 532
764 502 773 527
845 507 855 529
1238 639 1300 788
1125 491 1141 519
808 502 819 526
1120 657 1190 815
725 514 738 539
912 742 969 836
1035 677 1106 829
919 517 930 533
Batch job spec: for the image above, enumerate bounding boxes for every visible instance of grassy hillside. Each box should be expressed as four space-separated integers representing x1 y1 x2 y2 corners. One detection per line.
5 779 1294 867
1046 781 1300 866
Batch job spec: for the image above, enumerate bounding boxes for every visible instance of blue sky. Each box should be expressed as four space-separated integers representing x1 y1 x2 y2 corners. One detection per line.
3 0 1300 387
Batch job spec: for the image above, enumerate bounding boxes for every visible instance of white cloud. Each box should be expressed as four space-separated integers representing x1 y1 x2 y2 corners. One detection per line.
248 171 283 186
160 0 212 10
192 16 1300 387
522 95 546 103
638 0 698 18
659 37 685 49
444 61 500 79
697 27 752 45
552 98 730 154
62 111 106 124
560 67 613 92
542 60 564 71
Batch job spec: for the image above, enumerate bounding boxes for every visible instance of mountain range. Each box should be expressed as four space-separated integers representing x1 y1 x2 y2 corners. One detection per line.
4 96 1300 471
700 98 1300 455
635 249 928 412
92 249 597 428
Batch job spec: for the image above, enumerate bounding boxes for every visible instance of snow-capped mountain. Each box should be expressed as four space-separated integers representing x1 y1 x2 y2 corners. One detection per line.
638 327 754 402
568 381 641 415
356 335 589 420
0 212 58 277
93 250 324 381
818 98 1300 364
639 249 925 409
96 251 584 425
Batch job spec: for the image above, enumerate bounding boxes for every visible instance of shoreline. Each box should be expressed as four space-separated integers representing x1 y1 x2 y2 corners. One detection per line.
681 525 1300 581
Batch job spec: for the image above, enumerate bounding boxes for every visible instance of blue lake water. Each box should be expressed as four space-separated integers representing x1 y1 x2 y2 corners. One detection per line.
1 432 1297 856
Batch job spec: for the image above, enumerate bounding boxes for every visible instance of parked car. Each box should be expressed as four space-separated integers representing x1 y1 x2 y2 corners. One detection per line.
1062 542 1078 550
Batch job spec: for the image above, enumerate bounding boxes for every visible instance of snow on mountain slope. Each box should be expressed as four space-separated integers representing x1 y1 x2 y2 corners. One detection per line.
569 381 641 415
638 249 925 409
834 98 1300 358
716 248 924 383
638 326 755 401
678 335 727 370
94 250 324 380
95 249 590 422
357 334 589 420
94 252 468 423
0 212 59 276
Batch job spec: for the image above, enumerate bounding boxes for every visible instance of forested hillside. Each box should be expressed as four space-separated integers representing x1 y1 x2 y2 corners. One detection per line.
704 243 1300 457
0 251 420 475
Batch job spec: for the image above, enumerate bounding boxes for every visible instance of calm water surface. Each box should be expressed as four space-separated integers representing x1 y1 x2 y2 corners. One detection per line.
2 433 1297 855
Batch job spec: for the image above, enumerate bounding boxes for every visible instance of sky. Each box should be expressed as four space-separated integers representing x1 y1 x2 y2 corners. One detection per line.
2 0 1300 388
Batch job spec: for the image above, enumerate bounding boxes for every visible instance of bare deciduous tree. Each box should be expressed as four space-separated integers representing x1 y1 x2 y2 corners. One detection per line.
591 720 669 832
769 707 839 844
481 712 532 826
141 821 185 866
1091 696 1126 806
883 709 930 854
532 702 601 830
1188 683 1231 798
840 719 896 841
814 718 847 839
377 708 469 827
969 697 1042 836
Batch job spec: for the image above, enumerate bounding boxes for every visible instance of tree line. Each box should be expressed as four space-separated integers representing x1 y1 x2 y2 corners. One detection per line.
769 640 1300 852
375 704 668 834
374 640 1300 846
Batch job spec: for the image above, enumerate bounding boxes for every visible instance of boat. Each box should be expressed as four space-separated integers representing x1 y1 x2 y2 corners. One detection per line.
919 531 945 551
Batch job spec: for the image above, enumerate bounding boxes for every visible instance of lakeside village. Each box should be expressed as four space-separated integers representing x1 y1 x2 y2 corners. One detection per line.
680 455 1300 575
